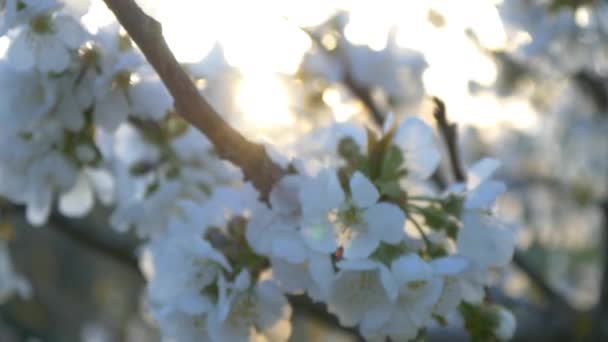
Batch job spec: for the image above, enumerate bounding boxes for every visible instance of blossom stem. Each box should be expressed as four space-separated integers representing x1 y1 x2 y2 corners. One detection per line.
406 214 432 248
407 196 443 203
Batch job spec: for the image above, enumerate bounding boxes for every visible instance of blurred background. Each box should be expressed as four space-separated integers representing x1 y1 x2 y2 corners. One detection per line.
1 0 608 340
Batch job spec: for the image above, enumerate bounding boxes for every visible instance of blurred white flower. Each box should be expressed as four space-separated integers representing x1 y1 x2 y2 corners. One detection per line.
7 3 86 72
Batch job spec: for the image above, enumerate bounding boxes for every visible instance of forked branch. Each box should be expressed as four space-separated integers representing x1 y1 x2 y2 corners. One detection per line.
102 0 285 200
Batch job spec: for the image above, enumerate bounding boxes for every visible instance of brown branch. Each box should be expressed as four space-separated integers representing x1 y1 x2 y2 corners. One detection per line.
102 0 285 200
432 97 466 182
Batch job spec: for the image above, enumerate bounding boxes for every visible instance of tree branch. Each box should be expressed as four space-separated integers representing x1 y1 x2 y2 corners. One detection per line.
101 0 285 200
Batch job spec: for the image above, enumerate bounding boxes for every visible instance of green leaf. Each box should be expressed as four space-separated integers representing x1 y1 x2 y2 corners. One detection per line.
376 179 403 199
380 145 404 180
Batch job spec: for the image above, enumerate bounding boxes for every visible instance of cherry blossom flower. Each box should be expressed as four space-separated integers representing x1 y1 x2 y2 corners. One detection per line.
7 1 86 72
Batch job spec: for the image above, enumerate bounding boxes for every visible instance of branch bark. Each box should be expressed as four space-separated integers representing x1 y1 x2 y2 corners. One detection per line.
102 0 285 200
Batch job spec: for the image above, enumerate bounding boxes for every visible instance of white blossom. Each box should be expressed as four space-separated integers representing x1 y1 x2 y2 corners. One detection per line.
206 270 292 342
299 170 406 259
364 254 443 340
327 259 397 328
7 3 86 72
145 224 231 315
457 212 516 269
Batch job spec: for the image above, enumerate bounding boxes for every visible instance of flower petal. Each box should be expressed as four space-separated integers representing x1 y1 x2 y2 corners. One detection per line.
350 171 379 208
464 180 506 209
55 15 86 48
35 37 70 72
299 169 344 216
309 253 334 298
391 254 432 285
379 264 398 301
7 32 35 71
364 202 406 244
59 171 93 217
467 158 501 189
343 233 379 259
93 90 129 131
394 117 440 180
300 219 338 254
457 212 515 268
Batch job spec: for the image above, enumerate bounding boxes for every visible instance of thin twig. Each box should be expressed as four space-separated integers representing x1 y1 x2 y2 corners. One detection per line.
432 97 466 182
299 27 384 125
102 0 285 200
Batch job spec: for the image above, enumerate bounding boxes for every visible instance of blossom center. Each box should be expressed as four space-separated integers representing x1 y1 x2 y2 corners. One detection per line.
113 70 133 90
338 204 361 227
30 15 53 34
79 44 100 66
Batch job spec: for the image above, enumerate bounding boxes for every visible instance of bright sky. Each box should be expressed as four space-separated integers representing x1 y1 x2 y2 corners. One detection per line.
51 0 542 137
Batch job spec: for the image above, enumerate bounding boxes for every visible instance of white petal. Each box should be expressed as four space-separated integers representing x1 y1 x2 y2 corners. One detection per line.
255 281 292 341
56 91 84 131
457 212 515 268
130 79 172 120
391 254 432 284
245 206 274 254
364 202 406 244
464 180 506 209
394 117 440 179
35 37 70 72
337 258 379 271
269 175 301 217
309 254 334 297
59 171 94 217
299 169 344 217
62 0 92 17
233 269 251 290
271 258 309 294
7 32 35 71
494 306 517 340
431 256 469 276
300 220 338 254
349 171 379 208
271 232 308 264
55 15 86 48
94 90 129 131
27 186 52 226
86 168 115 205
467 158 501 189
379 264 398 301
343 233 379 259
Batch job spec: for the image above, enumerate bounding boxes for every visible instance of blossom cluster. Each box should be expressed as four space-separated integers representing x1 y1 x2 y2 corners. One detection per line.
140 117 517 341
0 0 518 340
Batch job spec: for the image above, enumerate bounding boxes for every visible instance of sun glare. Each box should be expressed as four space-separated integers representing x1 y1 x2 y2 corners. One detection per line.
31 0 538 135
236 73 294 131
